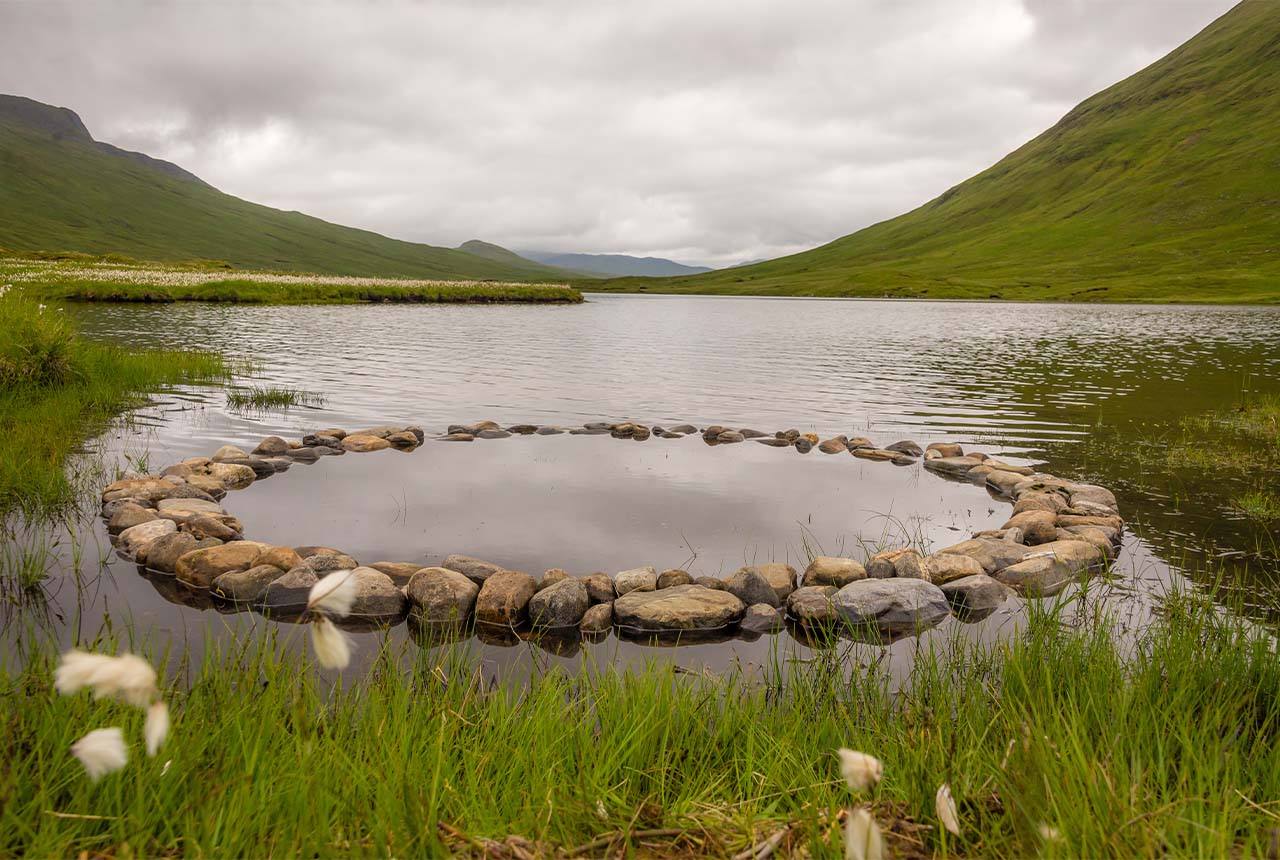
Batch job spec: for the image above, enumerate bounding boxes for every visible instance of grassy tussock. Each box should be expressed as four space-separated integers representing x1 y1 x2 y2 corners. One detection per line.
226 385 325 411
2 589 1277 858
0 290 230 516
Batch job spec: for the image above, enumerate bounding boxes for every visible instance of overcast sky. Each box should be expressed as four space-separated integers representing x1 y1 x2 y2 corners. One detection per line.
0 0 1239 267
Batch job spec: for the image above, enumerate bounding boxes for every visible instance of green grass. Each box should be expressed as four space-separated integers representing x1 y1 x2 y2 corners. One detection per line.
0 95 576 283
226 385 325 411
0 289 231 516
593 2 1280 304
1235 489 1280 522
2 585 1278 858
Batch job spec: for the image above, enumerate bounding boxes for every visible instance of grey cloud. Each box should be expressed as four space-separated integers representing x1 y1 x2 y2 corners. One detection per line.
0 0 1238 267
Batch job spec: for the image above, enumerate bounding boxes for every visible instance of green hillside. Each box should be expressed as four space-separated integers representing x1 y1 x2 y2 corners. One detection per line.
0 95 568 282
597 1 1280 303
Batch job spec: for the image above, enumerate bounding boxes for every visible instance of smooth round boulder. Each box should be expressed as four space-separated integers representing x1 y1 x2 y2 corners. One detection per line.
579 602 614 634
342 434 392 453
108 502 158 535
211 445 249 462
818 436 849 454
801 556 867 588
934 539 1038 575
257 545 304 572
101 477 179 504
786 585 839 627
725 566 780 608
181 514 243 542
1001 510 1058 545
345 567 408 618
923 455 984 476
1012 492 1068 515
925 442 963 458
832 578 951 636
387 430 421 447
923 552 986 585
539 568 571 590
474 571 538 627
305 552 360 573
142 531 203 573
441 554 505 586
261 566 318 609
117 519 177 558
303 433 344 450
175 541 269 588
694 575 726 590
614 566 658 596
527 578 590 629
203 462 256 490
986 469 1030 497
406 567 479 627
656 568 694 589
994 540 1105 597
756 562 797 601
211 564 286 603
582 572 616 605
885 440 924 457
740 603 784 635
940 574 1010 617
369 561 426 587
613 584 745 633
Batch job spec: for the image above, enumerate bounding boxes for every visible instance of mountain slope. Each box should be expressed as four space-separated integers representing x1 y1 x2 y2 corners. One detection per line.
520 251 713 277
455 239 576 277
0 95 566 281
598 1 1280 303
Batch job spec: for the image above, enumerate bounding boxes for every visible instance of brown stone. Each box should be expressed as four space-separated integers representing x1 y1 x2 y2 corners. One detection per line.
802 556 867 587
342 434 392 452
474 571 538 627
175 541 270 588
1001 510 1058 545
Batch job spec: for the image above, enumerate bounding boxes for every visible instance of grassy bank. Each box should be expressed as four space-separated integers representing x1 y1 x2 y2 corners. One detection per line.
0 288 231 516
2 256 584 305
2 587 1277 858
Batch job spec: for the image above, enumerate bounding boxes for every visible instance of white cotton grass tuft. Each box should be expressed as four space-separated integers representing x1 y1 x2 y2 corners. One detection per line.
307 569 358 617
56 649 158 709
936 783 961 836
70 727 129 781
836 749 883 793
1038 823 1062 842
310 616 353 669
145 701 170 757
844 807 885 860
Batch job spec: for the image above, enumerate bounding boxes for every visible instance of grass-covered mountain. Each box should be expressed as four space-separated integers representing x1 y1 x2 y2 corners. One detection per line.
0 95 570 281
599 1 1280 303
519 251 714 277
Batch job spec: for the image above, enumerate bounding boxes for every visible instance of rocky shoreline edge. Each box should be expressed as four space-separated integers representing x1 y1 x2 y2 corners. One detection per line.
100 419 1124 648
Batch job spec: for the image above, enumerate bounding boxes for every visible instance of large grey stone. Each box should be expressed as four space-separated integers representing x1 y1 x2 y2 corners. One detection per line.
740 603 785 635
579 602 614 634
725 566 781 608
923 553 986 584
582 572 616 605
935 539 1039 575
865 548 926 580
613 584 744 632
108 502 158 535
441 554 505 586
527 578 590 629
832 578 951 636
143 531 202 573
801 556 867 587
993 540 1106 597
405 567 479 627
117 519 177 558
940 574 1010 616
614 566 658 596
211 564 286 603
786 585 839 627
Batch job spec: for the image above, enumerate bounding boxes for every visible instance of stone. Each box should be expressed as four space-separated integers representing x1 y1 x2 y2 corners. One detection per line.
203 462 256 490
738 428 769 439
582 572 616 605
184 474 227 499
117 519 177 557
101 477 178 503
613 584 745 632
251 436 292 456
1055 527 1117 560
406 567 480 627
261 566 318 609
257 545 304 572
539 426 570 435
539 568 571 590
923 455 984 476
211 445 249 462
180 514 243 542
156 497 225 515
1069 485 1119 512
923 553 986 584
305 553 360 573
694 575 726 590
776 429 800 442
346 567 408 618
1065 523 1120 545
786 585 839 627
846 436 875 449
102 497 153 519
296 546 359 566
370 561 427 586
940 574 1010 615
477 429 512 440
614 566 658 595
994 540 1106 596
926 442 964 458
387 430 422 447
175 541 270 589
740 603 785 635
725 566 780 608
1013 493 1068 515
1001 510 1058 545
794 438 813 453
985 470 1029 497
211 564 286 603
1057 514 1124 532
342 434 392 452
755 562 797 601
852 447 903 462
108 503 157 535
475 571 539 627
716 431 746 443
656 568 694 589
287 447 324 462
818 436 849 453
448 421 500 435
866 548 922 579
441 554 506 586
801 556 867 587
668 424 698 434
527 578 590 629
754 437 791 447
507 424 539 434
263 458 292 472
140 531 202 573
438 433 474 442
885 440 924 457
303 433 344 449
935 539 1038 575
832 578 951 636
579 602 613 634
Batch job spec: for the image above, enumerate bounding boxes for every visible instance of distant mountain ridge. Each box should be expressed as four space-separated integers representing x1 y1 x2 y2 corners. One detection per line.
0 94 568 281
594 1 1280 303
519 250 714 277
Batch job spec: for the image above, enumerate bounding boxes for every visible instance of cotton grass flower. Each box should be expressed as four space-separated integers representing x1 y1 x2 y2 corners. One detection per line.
310 616 353 670
70 727 128 781
935 783 961 836
844 807 884 860
307 569 358 616
836 749 883 792
56 650 158 709
1038 823 1061 842
145 701 170 757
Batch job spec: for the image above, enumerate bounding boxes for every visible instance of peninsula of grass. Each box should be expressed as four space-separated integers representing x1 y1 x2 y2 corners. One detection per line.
0 289 231 516
3 585 1278 859
2 256 583 306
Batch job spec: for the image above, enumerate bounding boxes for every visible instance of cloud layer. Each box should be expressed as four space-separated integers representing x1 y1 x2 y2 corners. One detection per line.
0 0 1237 266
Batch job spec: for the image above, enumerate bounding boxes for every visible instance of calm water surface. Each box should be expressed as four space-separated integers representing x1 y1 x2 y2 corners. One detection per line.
6 295 1279 678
